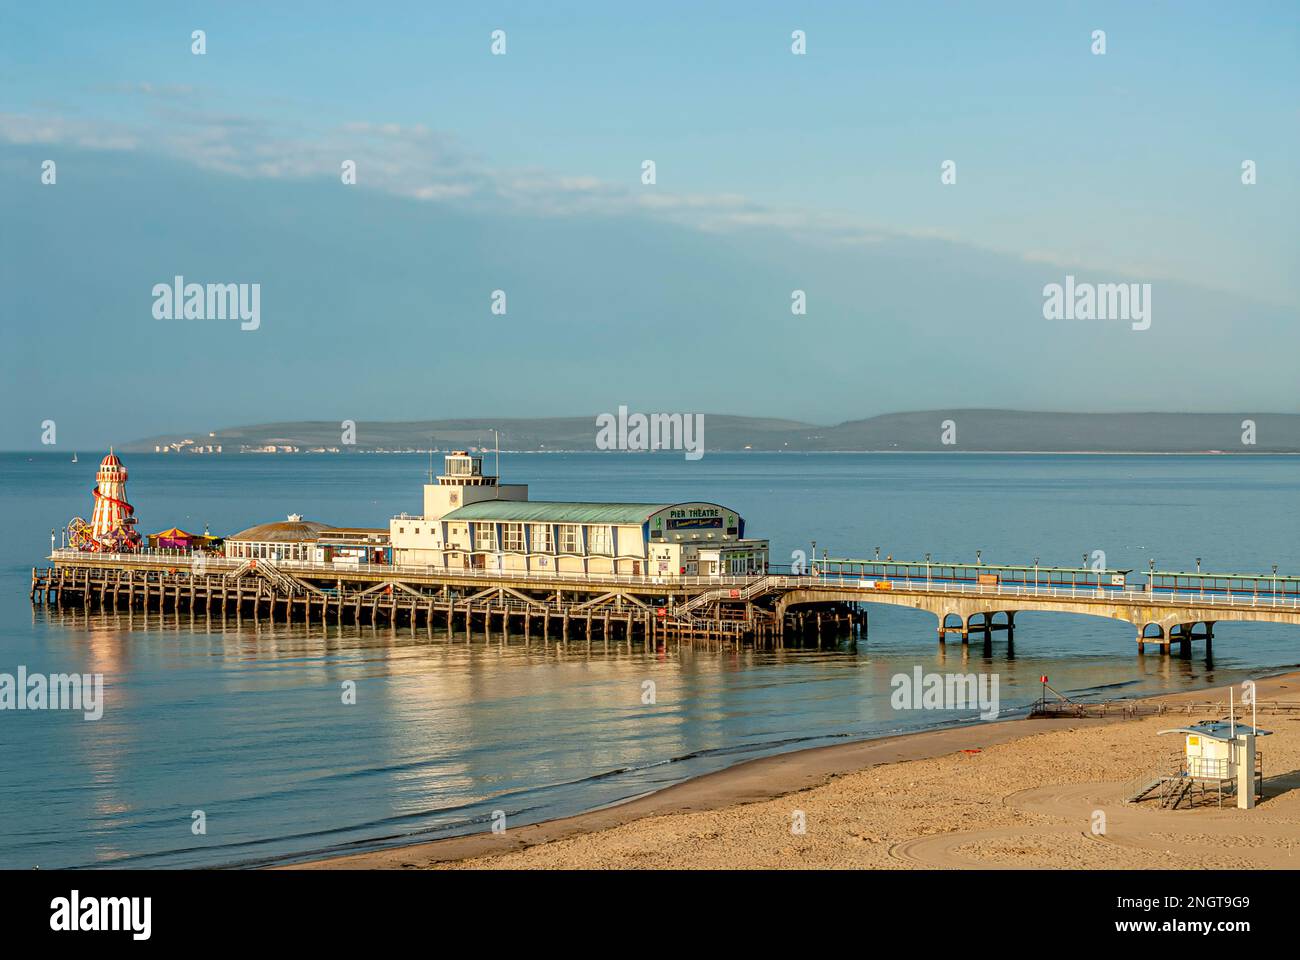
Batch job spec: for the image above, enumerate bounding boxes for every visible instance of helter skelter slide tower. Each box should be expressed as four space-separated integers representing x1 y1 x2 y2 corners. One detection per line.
67 450 141 552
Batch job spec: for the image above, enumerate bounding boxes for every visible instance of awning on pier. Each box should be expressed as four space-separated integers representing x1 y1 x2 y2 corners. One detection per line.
148 528 217 549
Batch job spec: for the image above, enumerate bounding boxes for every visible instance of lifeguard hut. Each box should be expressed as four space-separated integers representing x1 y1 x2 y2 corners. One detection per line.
1159 720 1270 808
1129 688 1272 809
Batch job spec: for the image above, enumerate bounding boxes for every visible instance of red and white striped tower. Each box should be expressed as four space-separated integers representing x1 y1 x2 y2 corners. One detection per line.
89 449 140 549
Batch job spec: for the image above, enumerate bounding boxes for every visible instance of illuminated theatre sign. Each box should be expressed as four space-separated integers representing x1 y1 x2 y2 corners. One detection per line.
650 504 741 537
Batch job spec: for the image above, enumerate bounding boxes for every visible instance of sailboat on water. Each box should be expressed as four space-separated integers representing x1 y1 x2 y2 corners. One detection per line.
71 452 78 463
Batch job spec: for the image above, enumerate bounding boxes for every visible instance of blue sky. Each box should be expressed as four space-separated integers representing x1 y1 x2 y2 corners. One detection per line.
1 2 1297 447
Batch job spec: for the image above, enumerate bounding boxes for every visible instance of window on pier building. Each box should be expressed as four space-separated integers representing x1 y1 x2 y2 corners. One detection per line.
588 525 612 555
501 523 524 551
558 524 581 554
530 524 553 553
474 523 496 551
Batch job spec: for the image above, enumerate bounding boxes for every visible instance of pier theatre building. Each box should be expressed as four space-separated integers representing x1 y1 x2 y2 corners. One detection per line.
389 453 768 578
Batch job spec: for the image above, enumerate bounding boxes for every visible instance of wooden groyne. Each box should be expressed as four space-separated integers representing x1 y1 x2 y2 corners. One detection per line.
1030 698 1300 720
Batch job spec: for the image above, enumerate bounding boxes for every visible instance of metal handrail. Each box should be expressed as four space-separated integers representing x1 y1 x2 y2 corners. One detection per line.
44 549 1300 610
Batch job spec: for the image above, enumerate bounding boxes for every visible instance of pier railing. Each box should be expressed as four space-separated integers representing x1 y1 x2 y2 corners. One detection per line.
45 549 1300 610
777 574 1300 609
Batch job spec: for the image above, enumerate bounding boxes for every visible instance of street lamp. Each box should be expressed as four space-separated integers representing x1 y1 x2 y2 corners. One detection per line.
49 528 55 556
925 552 931 589
975 549 981 565
1034 557 1040 592
1196 557 1202 573
810 540 816 577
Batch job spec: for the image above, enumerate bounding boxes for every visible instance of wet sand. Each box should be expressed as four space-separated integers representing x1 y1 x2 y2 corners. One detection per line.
295 673 1300 870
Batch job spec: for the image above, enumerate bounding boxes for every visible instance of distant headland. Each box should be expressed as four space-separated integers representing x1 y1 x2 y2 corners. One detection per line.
122 410 1300 455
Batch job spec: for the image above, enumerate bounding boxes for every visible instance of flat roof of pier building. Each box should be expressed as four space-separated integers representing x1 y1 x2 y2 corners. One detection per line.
442 501 675 525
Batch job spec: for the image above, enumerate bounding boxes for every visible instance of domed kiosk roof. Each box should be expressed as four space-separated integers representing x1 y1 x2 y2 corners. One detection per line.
227 516 334 542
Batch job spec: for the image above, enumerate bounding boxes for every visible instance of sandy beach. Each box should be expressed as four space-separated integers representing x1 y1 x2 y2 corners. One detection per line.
298 673 1300 870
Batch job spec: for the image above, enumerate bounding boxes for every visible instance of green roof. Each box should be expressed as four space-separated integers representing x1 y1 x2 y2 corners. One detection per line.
442 500 672 525
1151 569 1297 582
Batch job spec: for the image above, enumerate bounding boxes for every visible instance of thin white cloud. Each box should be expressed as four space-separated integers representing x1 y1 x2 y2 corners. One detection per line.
0 105 1239 289
0 113 139 151
0 106 902 244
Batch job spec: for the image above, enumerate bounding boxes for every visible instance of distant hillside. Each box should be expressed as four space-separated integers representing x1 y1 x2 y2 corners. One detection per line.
814 411 1300 452
124 411 1300 454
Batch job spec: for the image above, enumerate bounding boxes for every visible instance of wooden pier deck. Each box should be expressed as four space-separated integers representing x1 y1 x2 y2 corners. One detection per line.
29 552 862 647
31 550 1300 652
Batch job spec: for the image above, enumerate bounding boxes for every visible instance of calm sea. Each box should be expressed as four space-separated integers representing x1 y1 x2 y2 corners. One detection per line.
1 451 1296 868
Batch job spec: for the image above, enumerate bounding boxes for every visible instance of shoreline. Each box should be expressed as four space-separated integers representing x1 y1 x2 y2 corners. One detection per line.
293 671 1300 870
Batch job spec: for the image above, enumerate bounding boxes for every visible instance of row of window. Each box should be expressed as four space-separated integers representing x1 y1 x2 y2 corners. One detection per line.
472 522 614 555
226 541 310 560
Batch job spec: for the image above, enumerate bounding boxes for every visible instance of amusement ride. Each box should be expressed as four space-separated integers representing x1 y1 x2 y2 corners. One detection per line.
66 450 142 552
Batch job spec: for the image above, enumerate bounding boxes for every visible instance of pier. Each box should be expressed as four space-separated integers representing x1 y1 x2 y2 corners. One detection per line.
31 550 1300 653
31 551 804 648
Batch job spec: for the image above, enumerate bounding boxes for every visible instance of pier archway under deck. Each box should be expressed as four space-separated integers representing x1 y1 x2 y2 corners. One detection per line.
940 612 965 637
773 586 1300 655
